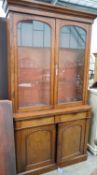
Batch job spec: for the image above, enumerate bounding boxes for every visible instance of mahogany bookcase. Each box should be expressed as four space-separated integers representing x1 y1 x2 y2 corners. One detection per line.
2 0 97 174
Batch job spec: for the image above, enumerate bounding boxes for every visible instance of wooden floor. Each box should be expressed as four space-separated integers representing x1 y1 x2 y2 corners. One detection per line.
44 152 97 175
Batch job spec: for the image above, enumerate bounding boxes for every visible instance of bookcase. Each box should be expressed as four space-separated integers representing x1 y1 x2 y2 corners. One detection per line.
2 0 97 174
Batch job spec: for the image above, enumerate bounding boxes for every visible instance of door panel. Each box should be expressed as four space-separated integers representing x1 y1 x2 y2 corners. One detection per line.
15 124 56 173
57 119 86 163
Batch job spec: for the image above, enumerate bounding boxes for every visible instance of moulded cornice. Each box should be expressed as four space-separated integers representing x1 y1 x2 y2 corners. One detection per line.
2 0 97 20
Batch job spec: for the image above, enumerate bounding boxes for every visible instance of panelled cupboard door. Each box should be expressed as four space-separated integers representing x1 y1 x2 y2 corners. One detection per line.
54 19 90 108
57 119 86 164
13 14 55 112
15 124 56 173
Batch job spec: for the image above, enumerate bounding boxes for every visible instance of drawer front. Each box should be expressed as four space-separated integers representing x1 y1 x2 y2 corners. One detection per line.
15 117 54 130
55 112 87 123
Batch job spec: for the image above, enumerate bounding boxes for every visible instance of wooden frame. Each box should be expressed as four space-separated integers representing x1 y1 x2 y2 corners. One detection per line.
7 13 92 113
12 14 55 112
4 0 96 114
54 19 91 108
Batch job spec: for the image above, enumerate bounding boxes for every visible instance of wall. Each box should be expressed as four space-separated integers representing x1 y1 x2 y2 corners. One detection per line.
0 18 8 99
91 18 97 53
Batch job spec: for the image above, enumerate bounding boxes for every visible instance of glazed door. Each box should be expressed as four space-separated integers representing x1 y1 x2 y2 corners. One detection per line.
54 20 90 108
13 14 55 112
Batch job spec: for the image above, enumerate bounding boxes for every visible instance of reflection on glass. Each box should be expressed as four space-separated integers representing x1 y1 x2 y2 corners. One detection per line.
58 26 86 104
17 20 51 107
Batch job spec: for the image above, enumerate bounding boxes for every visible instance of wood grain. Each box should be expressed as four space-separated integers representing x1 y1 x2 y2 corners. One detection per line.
15 124 56 174
0 101 16 175
57 119 86 163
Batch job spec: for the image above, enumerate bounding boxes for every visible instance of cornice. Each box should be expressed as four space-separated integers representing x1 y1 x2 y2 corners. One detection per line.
2 0 97 20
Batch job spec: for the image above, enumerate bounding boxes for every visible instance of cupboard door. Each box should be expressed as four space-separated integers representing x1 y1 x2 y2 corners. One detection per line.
57 119 86 164
55 20 89 107
13 15 55 112
15 124 56 173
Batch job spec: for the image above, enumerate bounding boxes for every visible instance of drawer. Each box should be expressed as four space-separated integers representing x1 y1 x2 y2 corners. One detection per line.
15 116 54 130
55 112 87 123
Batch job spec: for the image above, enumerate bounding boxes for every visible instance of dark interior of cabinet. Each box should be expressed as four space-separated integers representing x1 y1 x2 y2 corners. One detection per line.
58 48 84 104
18 47 51 107
17 48 85 107
16 21 86 108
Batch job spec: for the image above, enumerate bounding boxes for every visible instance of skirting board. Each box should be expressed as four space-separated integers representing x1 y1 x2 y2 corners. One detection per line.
88 144 97 155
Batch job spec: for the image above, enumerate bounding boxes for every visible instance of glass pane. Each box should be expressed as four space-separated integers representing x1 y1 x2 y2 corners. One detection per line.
58 26 86 104
17 20 51 108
